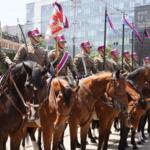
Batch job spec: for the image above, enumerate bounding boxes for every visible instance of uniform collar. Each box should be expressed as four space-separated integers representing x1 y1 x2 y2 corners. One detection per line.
82 51 89 57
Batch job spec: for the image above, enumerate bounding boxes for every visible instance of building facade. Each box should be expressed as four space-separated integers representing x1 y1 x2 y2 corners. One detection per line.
26 0 150 54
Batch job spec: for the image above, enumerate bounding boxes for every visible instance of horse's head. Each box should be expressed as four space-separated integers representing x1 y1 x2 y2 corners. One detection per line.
9 61 48 104
106 70 142 128
49 77 79 120
144 65 150 85
104 70 129 114
127 65 150 90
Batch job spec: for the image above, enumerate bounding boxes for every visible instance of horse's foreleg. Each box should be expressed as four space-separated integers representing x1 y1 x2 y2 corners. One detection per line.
80 121 90 150
0 134 8 150
103 119 114 150
52 123 66 150
10 130 23 150
28 127 40 150
69 120 78 150
118 126 130 150
37 128 42 150
43 125 52 150
131 128 139 150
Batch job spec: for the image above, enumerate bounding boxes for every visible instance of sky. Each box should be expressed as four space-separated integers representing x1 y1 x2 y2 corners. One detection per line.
0 0 34 27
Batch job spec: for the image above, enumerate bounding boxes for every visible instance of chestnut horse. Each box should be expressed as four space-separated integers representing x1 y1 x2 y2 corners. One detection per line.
0 61 48 150
68 71 137 150
129 85 150 149
39 76 78 150
118 65 150 150
95 79 140 150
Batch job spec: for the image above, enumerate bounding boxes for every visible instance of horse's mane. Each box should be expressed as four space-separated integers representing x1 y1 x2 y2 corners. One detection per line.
52 76 73 105
83 71 112 82
12 60 37 74
127 66 146 80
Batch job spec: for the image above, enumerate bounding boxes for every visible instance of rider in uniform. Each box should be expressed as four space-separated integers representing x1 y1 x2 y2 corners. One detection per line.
0 42 13 89
74 41 97 77
48 34 78 78
94 45 112 71
132 52 139 70
74 41 98 144
48 34 79 150
14 29 50 121
123 50 132 72
14 29 49 68
143 56 150 66
109 49 121 72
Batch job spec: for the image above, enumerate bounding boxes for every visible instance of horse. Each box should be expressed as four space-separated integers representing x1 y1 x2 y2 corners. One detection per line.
68 70 138 150
0 60 48 150
95 78 140 150
13 76 78 150
118 65 150 150
38 76 79 150
129 84 150 149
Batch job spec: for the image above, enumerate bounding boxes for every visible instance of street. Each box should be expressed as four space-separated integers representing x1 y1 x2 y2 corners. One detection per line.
6 125 150 150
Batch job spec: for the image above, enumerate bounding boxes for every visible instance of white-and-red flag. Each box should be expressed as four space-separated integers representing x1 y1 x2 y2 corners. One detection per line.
46 1 69 38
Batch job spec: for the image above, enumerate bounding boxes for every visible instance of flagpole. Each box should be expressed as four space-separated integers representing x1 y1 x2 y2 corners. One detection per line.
140 24 146 65
131 31 134 71
72 0 77 58
121 13 125 70
103 5 107 70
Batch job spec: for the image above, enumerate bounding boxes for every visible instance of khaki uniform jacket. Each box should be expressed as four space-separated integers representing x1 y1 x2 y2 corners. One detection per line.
74 53 97 76
109 59 121 72
48 49 78 77
0 50 12 65
133 61 139 70
94 56 113 72
14 44 49 67
124 60 132 72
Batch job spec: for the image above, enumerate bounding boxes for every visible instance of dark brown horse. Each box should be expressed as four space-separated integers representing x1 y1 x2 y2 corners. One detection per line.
39 76 78 150
68 71 137 150
0 61 47 150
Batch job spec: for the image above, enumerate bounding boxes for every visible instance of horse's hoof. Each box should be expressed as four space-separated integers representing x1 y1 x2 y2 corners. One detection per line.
94 136 98 139
133 146 139 150
142 134 147 140
141 139 145 143
58 143 66 150
125 143 130 148
137 141 144 145
90 137 97 143
76 142 81 148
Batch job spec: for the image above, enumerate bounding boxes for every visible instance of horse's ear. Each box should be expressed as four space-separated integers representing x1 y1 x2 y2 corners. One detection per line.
58 80 65 93
115 70 120 79
23 62 32 76
73 85 80 93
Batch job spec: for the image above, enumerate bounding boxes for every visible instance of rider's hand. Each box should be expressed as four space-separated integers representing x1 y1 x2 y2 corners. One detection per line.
9 62 15 69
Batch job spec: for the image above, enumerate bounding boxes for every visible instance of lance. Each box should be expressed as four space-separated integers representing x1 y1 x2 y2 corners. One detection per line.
121 13 125 70
103 5 107 70
131 31 134 71
17 18 28 52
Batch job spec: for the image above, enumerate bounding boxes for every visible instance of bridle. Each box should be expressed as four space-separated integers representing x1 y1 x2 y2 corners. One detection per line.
1 70 46 122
